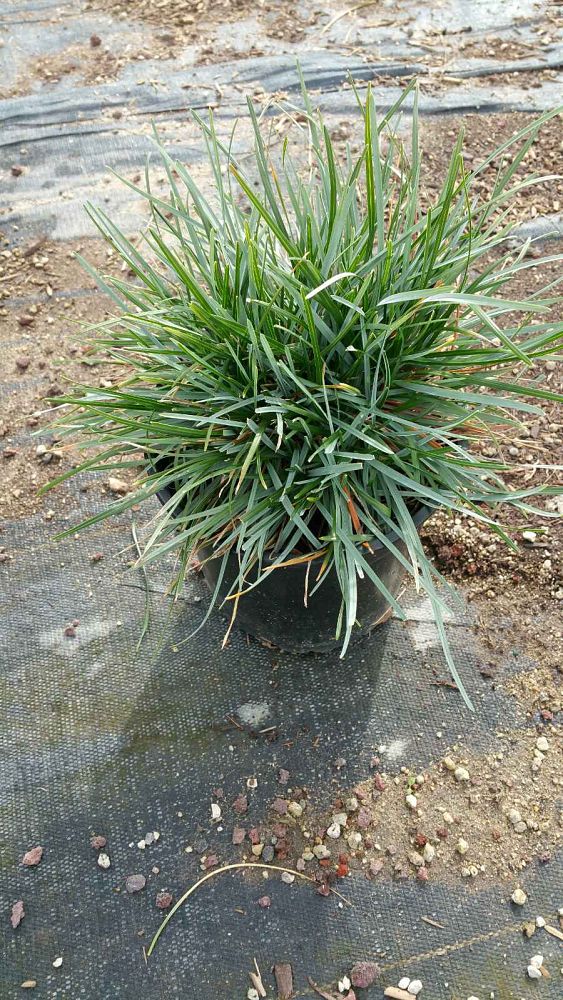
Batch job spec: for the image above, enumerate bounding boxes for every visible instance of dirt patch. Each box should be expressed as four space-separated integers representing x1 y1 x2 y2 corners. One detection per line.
454 36 551 62
0 235 123 521
418 112 563 221
87 0 309 41
0 33 181 98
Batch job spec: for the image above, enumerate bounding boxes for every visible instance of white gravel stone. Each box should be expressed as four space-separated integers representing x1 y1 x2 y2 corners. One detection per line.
454 766 470 783
211 803 221 821
527 966 542 980
405 794 418 810
332 812 348 827
407 979 423 995
97 852 111 870
347 832 362 851
456 838 469 855
508 808 522 825
536 736 549 752
529 955 543 969
443 811 454 825
288 801 303 818
398 978 411 990
408 851 425 868
326 823 341 839
423 843 436 863
248 989 260 1000
281 871 295 884
535 916 546 927
511 888 527 906
313 844 331 860
52 957 63 968
443 756 456 771
338 977 351 993
345 797 359 812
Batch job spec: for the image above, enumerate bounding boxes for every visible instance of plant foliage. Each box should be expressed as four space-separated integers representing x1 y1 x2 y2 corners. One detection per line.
45 78 563 708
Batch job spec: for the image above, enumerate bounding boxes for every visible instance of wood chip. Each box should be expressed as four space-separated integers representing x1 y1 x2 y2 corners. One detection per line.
250 958 267 998
545 924 563 942
384 990 413 1000
307 977 339 1000
273 963 293 999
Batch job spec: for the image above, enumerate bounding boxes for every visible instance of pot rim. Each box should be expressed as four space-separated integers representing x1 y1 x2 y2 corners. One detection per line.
149 456 435 568
200 501 433 569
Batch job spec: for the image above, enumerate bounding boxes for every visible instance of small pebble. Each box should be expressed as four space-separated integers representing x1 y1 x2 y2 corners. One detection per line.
262 845 275 863
508 809 522 826
536 916 546 928
313 844 331 860
408 851 425 868
52 957 63 968
529 955 543 969
338 976 351 993
408 980 423 996
443 756 456 771
287 801 303 818
22 846 43 867
211 803 221 821
511 888 527 906
251 844 264 857
527 966 541 980
257 895 271 908
248 990 260 1000
456 838 469 855
347 832 362 851
398 978 411 990
281 871 295 884
454 766 470 783
443 812 454 825
327 823 341 839
97 853 111 870
422 843 435 864
536 736 549 752
332 812 348 827
350 961 379 988
125 874 146 893
405 794 417 810
155 891 173 910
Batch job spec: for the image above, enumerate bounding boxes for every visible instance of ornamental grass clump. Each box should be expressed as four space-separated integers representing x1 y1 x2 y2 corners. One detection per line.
45 79 563 708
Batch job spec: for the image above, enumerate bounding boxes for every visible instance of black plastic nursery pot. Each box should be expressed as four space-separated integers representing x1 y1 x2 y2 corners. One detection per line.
154 470 432 653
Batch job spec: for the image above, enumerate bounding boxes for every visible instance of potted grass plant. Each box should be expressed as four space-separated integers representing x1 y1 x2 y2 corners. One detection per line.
45 78 562 709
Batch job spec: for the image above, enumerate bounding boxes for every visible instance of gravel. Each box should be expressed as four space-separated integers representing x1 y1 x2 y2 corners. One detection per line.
125 874 146 893
511 888 527 905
